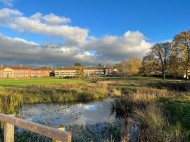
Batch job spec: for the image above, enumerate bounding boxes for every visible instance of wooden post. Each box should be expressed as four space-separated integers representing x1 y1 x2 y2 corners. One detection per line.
53 127 67 142
4 122 14 142
0 113 71 142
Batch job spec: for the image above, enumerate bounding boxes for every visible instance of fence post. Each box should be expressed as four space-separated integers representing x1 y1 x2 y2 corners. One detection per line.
4 122 14 142
53 127 67 142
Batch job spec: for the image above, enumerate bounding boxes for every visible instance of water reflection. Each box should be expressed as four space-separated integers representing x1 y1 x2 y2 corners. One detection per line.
18 98 116 127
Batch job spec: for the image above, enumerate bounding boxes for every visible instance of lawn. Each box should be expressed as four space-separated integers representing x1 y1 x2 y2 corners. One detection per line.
0 76 184 87
0 77 86 87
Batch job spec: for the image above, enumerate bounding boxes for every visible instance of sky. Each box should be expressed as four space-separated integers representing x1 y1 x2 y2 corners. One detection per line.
0 0 189 66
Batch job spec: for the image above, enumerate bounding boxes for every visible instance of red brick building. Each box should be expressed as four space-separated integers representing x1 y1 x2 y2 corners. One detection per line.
0 65 50 78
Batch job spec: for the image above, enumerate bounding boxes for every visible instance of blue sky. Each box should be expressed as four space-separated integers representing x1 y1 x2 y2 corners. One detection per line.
0 0 189 66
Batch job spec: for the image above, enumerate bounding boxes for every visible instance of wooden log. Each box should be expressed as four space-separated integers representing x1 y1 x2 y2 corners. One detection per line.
4 122 14 142
0 113 71 142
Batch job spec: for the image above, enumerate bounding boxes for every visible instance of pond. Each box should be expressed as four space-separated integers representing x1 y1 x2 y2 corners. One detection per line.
17 98 122 142
18 98 116 126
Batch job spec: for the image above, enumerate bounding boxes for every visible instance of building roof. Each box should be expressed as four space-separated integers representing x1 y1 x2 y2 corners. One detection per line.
56 66 77 70
0 66 30 70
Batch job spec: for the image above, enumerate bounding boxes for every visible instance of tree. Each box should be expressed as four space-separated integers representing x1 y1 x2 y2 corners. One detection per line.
140 53 161 76
168 45 182 78
74 62 84 77
76 67 84 77
173 30 190 79
117 57 142 79
151 42 172 79
74 62 83 67
97 63 104 68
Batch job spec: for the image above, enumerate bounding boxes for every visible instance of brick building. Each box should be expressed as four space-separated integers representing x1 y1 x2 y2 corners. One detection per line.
0 65 50 78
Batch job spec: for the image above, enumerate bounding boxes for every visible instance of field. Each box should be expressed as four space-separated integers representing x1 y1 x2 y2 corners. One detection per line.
0 77 86 86
0 76 184 87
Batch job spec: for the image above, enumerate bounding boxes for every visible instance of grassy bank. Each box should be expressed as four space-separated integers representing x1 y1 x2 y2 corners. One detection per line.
0 76 190 141
0 81 121 113
111 84 190 141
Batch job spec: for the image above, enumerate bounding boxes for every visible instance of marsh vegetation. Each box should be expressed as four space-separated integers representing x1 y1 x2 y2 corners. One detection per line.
0 77 190 141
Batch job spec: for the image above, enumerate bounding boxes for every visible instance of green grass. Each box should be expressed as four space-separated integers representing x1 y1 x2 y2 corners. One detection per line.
0 76 183 87
0 77 87 87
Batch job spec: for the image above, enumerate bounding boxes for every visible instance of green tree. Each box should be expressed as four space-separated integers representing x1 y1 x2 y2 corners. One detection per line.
74 62 83 67
97 63 104 68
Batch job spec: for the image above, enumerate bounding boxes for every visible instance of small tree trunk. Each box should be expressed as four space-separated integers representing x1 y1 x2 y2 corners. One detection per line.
186 69 189 80
162 68 166 80
163 73 166 80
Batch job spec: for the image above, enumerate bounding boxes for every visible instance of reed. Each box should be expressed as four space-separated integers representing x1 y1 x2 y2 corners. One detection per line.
112 87 185 142
0 82 121 113
0 87 22 114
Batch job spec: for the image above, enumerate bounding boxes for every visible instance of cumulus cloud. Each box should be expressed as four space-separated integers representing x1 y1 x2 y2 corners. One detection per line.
0 8 88 45
83 31 152 63
0 30 152 66
43 13 71 25
0 34 98 66
0 0 13 6
0 8 152 66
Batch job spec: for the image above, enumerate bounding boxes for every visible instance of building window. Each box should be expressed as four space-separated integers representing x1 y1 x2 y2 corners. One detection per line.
55 72 59 75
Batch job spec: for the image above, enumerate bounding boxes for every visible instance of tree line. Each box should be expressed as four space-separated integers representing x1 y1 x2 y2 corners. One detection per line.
117 30 190 80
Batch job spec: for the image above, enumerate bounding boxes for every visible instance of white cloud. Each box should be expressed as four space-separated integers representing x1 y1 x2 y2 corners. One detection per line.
0 0 13 6
0 8 88 45
0 31 152 66
43 13 71 25
0 8 152 66
83 31 152 63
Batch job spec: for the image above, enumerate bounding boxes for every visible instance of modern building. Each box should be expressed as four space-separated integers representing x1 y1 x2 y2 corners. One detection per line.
83 67 96 76
54 66 77 77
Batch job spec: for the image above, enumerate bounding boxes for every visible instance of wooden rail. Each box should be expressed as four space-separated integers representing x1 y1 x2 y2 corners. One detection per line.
0 113 71 142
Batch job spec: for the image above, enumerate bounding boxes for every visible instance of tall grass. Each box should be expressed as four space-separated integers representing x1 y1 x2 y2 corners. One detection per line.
0 82 121 113
112 87 184 142
20 83 121 103
0 87 22 114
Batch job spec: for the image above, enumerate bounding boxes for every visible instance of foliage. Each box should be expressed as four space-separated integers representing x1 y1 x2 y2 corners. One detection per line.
0 87 22 114
112 87 185 141
140 53 161 76
76 67 84 77
74 62 83 67
0 82 122 113
140 30 190 80
150 42 172 79
173 30 190 79
117 57 142 78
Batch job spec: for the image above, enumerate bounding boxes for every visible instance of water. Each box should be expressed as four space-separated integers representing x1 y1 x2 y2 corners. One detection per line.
17 98 121 141
18 98 117 127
